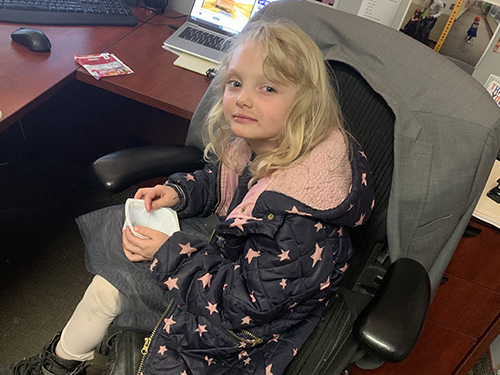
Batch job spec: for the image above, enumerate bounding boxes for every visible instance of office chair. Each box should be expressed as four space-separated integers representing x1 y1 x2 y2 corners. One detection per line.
89 2 500 374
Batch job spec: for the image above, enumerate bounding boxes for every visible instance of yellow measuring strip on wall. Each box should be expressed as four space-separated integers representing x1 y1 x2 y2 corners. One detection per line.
434 0 464 53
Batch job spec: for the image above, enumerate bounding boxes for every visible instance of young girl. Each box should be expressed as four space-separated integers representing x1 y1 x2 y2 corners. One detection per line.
403 8 422 38
467 15 481 42
1 21 373 375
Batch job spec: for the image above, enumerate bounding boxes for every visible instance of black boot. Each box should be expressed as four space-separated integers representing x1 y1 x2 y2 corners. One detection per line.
97 326 148 375
0 333 87 375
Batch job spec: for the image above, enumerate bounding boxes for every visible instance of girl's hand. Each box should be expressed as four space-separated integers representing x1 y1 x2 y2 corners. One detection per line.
122 226 169 262
134 185 180 213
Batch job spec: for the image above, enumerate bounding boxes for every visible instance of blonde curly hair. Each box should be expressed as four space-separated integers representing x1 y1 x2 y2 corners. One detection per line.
203 20 346 183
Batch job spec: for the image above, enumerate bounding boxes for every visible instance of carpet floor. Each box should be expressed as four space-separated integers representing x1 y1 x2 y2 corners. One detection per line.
468 351 495 375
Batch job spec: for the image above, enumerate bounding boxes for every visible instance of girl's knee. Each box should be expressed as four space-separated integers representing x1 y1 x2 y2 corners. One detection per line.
84 275 122 317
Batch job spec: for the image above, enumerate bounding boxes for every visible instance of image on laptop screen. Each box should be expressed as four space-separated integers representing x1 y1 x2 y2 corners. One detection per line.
190 0 255 35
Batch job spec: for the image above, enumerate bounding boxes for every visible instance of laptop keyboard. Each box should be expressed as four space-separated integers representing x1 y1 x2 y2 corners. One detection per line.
179 26 232 52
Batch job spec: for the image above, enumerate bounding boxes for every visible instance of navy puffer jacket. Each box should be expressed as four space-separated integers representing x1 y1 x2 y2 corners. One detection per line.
140 130 374 375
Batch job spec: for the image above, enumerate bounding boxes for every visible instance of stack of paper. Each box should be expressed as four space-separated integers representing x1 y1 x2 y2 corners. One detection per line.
473 159 500 228
162 45 219 76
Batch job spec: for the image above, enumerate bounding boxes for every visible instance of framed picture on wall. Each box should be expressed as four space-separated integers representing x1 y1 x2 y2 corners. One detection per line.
484 74 500 107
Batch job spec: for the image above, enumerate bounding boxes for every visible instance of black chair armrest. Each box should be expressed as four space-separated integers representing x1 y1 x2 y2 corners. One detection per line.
353 258 431 363
89 145 204 193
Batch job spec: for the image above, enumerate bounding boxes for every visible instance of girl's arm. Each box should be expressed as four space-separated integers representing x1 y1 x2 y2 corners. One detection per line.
164 165 220 218
134 165 220 218
134 185 180 212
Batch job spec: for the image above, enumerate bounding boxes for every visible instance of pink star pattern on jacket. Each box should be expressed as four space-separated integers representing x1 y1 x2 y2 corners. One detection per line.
181 371 188 375
249 292 256 303
241 316 252 325
293 348 298 356
205 301 218 315
266 364 274 375
278 249 290 261
163 316 176 333
198 273 212 288
337 226 343 236
234 264 241 270
269 334 280 343
280 279 287 289
244 357 251 365
286 206 312 216
158 345 167 355
311 243 324 267
239 350 248 359
314 222 324 232
245 248 260 264
179 242 197 257
186 174 195 181
360 150 367 159
164 277 179 291
205 356 214 366
149 258 158 272
340 263 349 273
230 217 249 231
355 213 366 226
361 173 367 186
195 324 207 337
320 276 331 290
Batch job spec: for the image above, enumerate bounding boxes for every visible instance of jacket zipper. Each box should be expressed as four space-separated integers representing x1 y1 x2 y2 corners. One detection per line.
136 298 174 375
212 163 262 348
227 329 264 347
209 162 223 243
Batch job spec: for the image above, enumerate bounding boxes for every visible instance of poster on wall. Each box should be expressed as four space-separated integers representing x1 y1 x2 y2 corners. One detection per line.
357 0 402 26
493 37 500 54
484 74 500 107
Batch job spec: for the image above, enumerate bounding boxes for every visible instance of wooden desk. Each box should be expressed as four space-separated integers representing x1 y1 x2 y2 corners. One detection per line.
0 7 165 132
350 218 500 375
75 11 212 120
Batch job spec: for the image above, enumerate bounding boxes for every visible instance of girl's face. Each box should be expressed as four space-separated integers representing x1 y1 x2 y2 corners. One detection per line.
223 41 298 155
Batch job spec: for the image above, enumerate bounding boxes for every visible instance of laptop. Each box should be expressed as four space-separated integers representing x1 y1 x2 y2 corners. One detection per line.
164 0 297 63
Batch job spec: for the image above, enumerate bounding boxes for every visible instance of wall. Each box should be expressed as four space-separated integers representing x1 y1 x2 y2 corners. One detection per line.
455 0 473 19
472 20 500 84
336 0 413 29
167 0 194 14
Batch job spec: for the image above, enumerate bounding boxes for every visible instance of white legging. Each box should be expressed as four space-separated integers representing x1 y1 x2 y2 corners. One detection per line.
55 275 122 362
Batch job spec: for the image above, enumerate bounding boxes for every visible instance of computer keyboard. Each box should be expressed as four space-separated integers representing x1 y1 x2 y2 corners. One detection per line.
179 26 231 52
0 0 137 26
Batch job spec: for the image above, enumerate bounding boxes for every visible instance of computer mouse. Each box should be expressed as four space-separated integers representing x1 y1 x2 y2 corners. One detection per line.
11 27 51 53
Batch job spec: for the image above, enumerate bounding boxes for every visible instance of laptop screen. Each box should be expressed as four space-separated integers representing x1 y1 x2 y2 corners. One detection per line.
188 0 287 36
